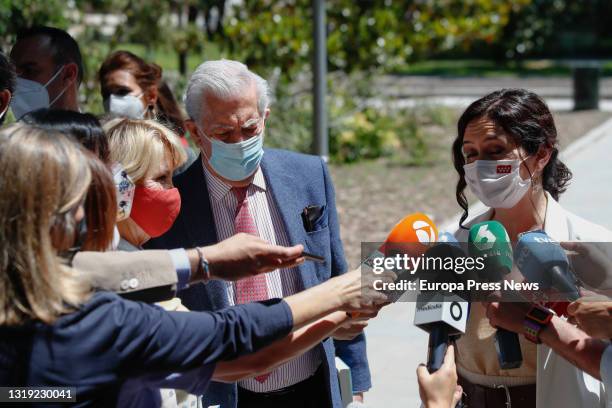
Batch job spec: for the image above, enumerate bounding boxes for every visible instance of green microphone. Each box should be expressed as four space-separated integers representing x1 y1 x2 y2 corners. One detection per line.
468 220 513 281
468 220 523 370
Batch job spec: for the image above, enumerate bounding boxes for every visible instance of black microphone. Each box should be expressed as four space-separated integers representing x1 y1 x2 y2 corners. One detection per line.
413 233 470 373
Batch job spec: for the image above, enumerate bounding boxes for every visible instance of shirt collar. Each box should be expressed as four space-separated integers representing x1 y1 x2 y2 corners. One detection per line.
542 191 569 241
202 159 266 203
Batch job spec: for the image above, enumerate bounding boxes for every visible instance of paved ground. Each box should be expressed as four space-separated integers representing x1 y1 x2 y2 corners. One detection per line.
370 76 612 111
376 75 612 98
333 113 612 408
559 117 612 230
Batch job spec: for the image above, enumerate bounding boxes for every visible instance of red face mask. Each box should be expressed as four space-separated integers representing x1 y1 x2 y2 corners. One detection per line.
130 185 181 238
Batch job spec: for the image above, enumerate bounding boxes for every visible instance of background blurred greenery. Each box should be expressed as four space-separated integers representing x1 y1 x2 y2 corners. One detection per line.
1 0 611 163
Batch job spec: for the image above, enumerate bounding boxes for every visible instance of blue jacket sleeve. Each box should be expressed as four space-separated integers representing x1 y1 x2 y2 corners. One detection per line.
320 159 372 392
113 296 293 372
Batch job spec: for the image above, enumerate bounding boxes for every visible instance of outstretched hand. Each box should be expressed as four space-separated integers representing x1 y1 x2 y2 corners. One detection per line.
203 233 305 281
334 267 396 315
484 301 531 334
567 296 612 339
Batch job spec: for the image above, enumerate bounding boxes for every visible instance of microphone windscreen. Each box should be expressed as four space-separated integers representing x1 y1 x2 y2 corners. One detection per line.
514 231 570 289
424 233 472 301
468 221 513 281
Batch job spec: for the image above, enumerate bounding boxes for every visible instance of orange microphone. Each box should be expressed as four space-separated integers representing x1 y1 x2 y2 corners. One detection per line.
349 213 438 318
383 212 438 258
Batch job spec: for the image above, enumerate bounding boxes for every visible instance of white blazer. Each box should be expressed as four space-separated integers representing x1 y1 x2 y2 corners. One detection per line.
453 192 612 408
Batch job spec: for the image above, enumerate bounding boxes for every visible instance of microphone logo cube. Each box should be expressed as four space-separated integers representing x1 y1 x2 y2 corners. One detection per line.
412 220 436 244
473 224 497 251
413 293 468 335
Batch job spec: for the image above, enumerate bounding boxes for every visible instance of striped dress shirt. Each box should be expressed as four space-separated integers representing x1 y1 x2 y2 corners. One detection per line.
203 163 322 392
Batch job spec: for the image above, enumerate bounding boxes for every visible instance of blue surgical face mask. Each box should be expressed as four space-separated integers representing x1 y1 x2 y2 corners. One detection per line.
202 129 265 181
11 66 67 120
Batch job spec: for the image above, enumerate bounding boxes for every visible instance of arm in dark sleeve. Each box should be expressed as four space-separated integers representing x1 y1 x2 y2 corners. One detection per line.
320 158 372 392
114 297 294 372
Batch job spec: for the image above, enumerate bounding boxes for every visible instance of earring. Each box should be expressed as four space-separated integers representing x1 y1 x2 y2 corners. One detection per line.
145 104 156 120
532 173 543 193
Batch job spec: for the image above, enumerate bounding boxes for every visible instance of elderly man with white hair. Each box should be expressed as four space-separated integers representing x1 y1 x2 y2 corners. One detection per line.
146 59 372 408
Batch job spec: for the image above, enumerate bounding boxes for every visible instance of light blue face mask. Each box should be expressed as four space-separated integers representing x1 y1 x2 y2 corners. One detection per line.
203 130 265 181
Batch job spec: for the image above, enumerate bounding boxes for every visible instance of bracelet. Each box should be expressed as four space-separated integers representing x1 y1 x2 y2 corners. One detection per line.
523 319 543 344
195 247 211 282
523 304 554 344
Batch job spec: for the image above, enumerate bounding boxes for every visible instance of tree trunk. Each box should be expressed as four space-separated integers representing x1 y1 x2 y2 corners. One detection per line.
177 2 188 76
179 52 188 76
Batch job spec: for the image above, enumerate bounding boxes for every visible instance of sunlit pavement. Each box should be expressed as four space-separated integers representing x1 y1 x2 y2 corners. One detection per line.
560 118 612 230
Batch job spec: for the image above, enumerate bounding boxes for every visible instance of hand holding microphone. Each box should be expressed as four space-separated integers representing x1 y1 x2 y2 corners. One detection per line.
417 345 463 408
560 241 612 293
350 212 438 320
567 296 612 339
380 212 438 301
336 266 396 315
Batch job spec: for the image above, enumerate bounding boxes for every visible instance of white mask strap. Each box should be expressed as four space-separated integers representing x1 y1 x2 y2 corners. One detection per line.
46 66 75 108
43 65 65 88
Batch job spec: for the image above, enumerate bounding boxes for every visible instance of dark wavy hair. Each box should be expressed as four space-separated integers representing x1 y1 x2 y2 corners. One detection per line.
452 88 572 228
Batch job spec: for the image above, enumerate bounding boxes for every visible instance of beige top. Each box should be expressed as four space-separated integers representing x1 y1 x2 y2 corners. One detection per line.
455 303 537 386
451 205 539 386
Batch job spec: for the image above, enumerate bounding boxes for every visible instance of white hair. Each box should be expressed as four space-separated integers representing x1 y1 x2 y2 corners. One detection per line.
184 59 270 124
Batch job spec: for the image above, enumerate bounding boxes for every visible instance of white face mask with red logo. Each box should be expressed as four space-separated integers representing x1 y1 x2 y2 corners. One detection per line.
463 158 531 208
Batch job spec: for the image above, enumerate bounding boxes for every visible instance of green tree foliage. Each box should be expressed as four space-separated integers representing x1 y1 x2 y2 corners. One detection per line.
491 0 612 60
0 0 68 49
221 0 531 79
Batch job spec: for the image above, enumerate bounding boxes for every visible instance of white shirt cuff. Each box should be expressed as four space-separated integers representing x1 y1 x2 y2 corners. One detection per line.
168 248 191 290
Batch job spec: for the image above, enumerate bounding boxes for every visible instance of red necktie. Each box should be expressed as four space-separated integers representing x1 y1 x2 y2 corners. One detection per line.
232 186 270 383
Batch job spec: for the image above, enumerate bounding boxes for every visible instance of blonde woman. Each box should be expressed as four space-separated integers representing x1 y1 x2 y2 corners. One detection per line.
0 124 388 406
104 118 196 407
104 118 187 250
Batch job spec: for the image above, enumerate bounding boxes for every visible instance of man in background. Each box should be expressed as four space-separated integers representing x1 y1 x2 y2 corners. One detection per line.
10 25 82 118
147 59 371 408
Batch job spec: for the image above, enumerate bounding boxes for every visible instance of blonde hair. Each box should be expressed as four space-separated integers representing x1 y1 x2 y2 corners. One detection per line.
0 124 92 325
104 118 187 183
